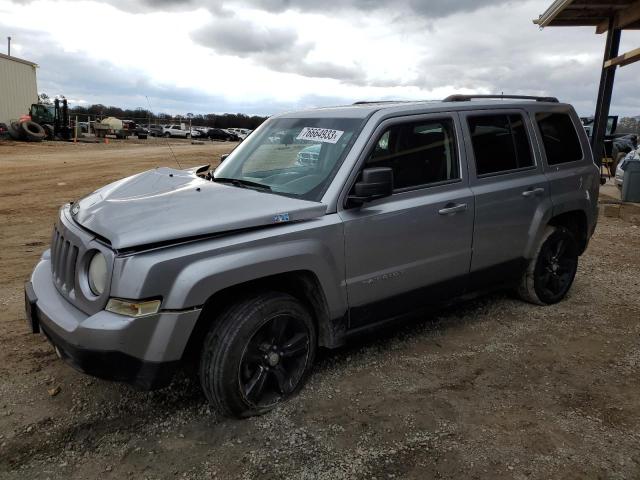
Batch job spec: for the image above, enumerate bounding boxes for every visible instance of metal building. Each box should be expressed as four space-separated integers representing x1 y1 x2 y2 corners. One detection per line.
0 52 38 126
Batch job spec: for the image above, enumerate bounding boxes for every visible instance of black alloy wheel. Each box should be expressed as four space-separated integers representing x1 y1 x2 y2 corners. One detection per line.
533 228 578 304
199 292 316 417
239 314 311 408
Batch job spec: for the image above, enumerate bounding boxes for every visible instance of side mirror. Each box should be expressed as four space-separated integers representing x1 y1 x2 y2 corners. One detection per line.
219 154 229 164
348 167 393 205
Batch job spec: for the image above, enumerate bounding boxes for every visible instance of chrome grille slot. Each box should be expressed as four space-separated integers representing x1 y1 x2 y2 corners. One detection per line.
67 246 79 289
50 225 79 294
48 211 113 314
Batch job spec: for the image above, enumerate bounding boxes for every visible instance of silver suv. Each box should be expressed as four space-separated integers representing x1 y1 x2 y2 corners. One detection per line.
25 95 599 417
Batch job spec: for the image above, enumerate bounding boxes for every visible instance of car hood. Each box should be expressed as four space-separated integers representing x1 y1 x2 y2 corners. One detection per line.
73 167 327 250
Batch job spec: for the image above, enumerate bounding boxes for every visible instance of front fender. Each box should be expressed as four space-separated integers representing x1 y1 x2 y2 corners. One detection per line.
111 216 347 320
168 236 346 319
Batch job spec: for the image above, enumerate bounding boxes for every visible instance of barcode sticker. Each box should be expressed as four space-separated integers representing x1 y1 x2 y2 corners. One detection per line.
296 127 344 144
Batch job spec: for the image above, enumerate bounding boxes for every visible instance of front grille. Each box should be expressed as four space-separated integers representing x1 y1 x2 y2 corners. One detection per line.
50 226 79 294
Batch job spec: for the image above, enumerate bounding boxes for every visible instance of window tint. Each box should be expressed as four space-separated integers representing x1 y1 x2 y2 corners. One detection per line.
365 119 459 190
536 113 583 165
468 114 534 176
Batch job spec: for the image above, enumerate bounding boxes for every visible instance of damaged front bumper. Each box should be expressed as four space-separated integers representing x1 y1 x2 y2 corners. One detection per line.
25 252 201 390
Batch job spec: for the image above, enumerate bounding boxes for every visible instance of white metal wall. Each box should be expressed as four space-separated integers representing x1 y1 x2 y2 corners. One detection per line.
0 56 38 125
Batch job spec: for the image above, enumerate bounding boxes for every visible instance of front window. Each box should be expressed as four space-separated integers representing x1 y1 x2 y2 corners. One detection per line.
214 117 365 201
364 118 460 190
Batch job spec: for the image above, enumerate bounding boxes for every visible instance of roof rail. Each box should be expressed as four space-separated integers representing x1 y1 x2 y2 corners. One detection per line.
352 100 409 105
442 94 559 103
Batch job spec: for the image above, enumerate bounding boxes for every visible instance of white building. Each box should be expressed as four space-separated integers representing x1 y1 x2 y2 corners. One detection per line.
0 52 38 126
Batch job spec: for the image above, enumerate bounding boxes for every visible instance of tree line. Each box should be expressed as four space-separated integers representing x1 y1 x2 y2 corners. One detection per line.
69 105 268 130
38 95 268 129
617 117 640 136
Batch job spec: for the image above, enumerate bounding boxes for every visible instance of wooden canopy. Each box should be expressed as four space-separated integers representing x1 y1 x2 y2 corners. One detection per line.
535 0 640 169
535 0 640 34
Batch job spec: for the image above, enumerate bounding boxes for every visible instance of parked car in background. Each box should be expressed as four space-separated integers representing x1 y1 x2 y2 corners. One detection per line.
193 127 210 137
222 129 241 141
227 128 252 140
189 128 205 139
162 125 190 138
148 125 164 137
207 128 235 141
25 94 599 418
615 147 640 189
0 122 8 138
126 122 148 139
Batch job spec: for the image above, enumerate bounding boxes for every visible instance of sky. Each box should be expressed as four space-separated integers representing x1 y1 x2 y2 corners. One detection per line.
1 0 639 117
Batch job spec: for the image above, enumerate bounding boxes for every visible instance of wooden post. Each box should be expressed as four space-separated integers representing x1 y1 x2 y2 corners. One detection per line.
591 17 621 168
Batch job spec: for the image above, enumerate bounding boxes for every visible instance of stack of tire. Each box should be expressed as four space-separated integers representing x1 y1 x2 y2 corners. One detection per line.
8 121 46 142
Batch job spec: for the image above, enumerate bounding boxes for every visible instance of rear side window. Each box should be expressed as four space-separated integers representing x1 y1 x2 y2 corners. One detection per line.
536 113 583 165
365 118 459 190
468 114 534 176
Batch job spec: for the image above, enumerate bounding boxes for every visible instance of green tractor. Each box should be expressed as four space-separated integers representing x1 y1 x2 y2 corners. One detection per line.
29 98 71 140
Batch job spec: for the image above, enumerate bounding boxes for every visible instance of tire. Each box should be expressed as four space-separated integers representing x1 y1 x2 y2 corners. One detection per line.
8 122 24 140
164 132 171 138
199 292 316 418
517 226 579 305
21 121 46 142
42 124 54 140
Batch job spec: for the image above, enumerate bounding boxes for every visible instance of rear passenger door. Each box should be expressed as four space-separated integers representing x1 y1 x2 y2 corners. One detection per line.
340 114 474 329
460 110 552 287
533 110 599 220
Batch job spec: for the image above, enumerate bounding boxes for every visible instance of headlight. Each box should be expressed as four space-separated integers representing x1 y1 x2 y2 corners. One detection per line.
87 252 107 296
106 298 161 317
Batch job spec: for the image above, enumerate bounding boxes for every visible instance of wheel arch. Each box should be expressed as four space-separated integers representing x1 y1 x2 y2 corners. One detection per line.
181 270 341 364
548 209 589 254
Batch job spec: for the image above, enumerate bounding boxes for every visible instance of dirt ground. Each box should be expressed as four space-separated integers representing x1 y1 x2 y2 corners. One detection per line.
0 139 639 480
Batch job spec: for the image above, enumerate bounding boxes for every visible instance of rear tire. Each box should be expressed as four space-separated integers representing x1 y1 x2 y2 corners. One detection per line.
517 226 579 305
199 292 316 418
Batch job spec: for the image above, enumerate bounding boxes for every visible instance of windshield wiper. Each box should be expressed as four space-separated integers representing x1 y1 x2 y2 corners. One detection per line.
213 177 272 192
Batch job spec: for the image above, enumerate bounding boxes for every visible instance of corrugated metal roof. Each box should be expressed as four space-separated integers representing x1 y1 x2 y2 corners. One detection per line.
0 52 38 67
535 0 640 30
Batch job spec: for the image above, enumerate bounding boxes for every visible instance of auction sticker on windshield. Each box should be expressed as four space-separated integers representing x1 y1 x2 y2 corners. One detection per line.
296 127 344 144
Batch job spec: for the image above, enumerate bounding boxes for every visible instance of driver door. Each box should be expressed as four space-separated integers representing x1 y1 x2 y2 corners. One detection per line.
339 114 474 329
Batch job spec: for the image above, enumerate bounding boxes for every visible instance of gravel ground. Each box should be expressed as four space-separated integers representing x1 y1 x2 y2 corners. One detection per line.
1 140 639 479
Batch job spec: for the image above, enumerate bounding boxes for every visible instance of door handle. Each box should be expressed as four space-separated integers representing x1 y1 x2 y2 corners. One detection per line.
438 203 467 215
522 187 545 198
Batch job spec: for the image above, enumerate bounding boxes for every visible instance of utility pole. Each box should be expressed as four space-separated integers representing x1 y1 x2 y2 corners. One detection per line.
7 36 11 56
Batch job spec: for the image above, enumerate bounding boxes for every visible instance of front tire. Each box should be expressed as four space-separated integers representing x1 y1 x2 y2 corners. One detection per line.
199 292 316 418
517 226 579 305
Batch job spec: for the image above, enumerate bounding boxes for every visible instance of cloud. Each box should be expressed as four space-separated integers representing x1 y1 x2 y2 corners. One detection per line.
39 0 514 19
4 0 640 118
191 14 365 83
248 0 514 18
192 16 299 56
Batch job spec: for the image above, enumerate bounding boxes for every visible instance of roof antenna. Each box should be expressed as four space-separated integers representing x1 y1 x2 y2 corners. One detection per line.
145 95 182 170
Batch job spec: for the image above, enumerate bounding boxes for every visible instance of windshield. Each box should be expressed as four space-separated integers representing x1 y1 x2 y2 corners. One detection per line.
214 116 366 201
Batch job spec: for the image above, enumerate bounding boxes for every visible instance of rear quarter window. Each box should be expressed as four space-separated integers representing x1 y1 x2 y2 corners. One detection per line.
536 113 583 165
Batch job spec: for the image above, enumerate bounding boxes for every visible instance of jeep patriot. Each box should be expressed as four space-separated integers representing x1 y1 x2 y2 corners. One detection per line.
25 95 599 417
